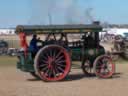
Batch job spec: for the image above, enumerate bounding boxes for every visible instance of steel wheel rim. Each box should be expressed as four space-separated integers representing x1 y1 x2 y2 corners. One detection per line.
94 56 115 78
35 45 70 81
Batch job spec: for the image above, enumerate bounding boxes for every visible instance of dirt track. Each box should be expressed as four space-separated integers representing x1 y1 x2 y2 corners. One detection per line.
0 63 128 96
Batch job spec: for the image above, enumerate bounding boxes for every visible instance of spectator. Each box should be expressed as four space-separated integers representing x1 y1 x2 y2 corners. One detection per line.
19 31 28 56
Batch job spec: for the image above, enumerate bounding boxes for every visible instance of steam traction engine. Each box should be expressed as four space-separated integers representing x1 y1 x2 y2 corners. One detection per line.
16 23 115 82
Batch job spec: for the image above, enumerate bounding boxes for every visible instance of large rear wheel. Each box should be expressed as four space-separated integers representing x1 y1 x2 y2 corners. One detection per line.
34 45 71 82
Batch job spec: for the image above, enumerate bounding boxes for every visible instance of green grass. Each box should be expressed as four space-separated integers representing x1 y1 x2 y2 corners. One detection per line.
0 56 127 68
0 56 17 67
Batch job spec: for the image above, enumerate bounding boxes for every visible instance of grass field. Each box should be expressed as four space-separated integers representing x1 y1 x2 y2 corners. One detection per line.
0 55 127 67
0 56 128 66
0 56 17 66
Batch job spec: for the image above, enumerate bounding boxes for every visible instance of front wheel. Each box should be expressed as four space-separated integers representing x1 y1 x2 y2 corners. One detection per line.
93 55 115 78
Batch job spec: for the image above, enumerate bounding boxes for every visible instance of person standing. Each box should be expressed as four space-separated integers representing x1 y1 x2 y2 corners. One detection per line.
19 30 28 57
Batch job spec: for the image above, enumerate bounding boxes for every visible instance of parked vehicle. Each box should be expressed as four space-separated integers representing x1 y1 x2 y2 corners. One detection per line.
7 48 18 56
0 40 8 55
112 33 128 59
122 33 128 59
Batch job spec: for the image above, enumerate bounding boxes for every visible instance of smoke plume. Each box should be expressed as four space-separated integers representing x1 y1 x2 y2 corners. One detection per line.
29 0 94 25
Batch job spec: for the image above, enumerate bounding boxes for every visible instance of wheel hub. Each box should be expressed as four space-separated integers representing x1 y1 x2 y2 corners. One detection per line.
48 57 56 69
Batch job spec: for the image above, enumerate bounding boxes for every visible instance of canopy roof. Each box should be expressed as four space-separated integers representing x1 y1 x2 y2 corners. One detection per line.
15 24 102 35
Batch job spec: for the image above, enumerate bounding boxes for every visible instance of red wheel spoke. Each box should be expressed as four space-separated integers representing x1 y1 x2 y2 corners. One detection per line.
40 54 48 60
98 60 103 65
55 60 66 64
96 66 102 69
43 56 48 61
106 67 111 72
55 55 64 62
58 67 64 73
41 60 48 64
55 50 62 59
45 68 50 76
40 66 48 71
56 63 66 67
54 65 60 74
48 69 52 78
39 64 47 67
52 69 56 78
45 52 50 59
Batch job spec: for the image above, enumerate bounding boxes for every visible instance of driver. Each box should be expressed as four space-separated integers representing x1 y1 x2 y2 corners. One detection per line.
82 34 94 48
29 34 41 56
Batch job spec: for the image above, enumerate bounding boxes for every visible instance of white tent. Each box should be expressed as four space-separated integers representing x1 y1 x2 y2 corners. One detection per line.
103 28 128 36
0 29 15 35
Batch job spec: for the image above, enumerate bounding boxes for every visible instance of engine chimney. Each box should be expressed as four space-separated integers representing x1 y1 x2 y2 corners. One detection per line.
93 21 100 25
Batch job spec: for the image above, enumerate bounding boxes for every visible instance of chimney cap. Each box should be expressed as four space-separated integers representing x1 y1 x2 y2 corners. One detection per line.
93 21 100 25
